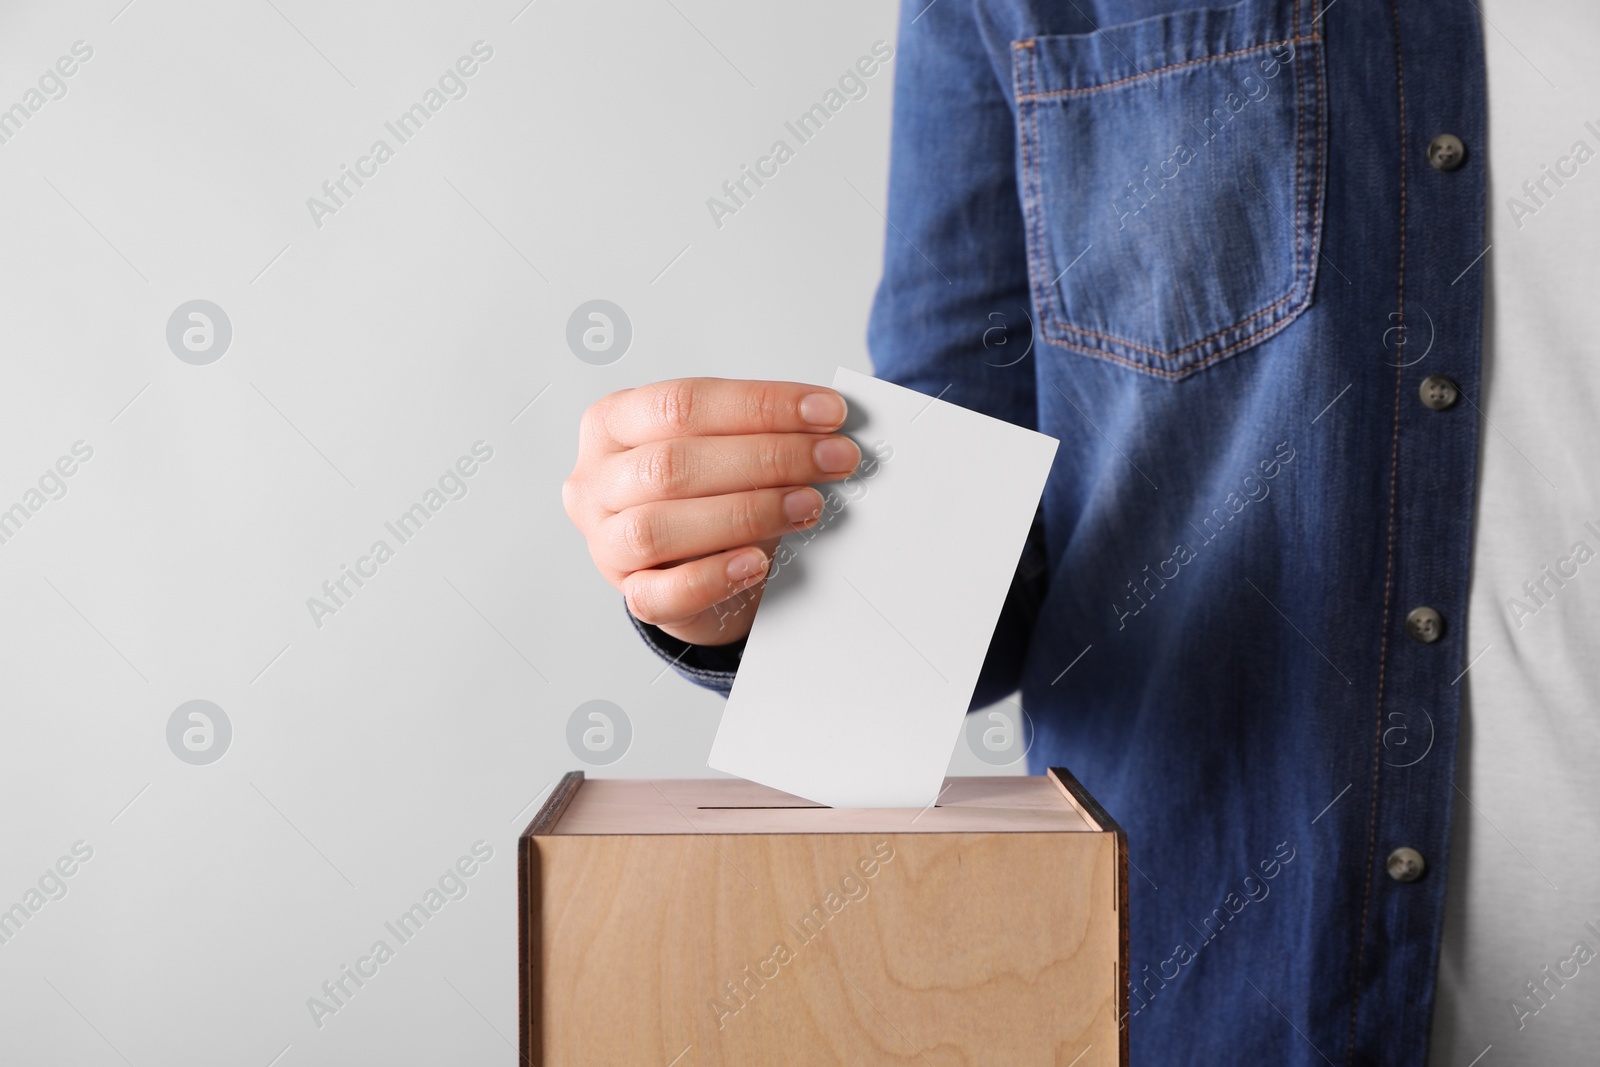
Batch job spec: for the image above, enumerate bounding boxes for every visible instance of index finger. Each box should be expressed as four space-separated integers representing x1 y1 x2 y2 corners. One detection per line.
596 378 848 449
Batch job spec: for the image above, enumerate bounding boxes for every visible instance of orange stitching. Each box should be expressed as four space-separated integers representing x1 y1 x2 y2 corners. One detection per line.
1349 4 1404 1064
1038 288 1311 378
1049 284 1299 357
1293 0 1307 305
1016 33 1322 101
1022 49 1056 356
1025 53 1043 318
1017 51 1042 324
1309 21 1328 302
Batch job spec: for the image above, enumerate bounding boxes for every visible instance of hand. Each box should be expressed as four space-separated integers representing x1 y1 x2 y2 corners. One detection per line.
563 378 859 646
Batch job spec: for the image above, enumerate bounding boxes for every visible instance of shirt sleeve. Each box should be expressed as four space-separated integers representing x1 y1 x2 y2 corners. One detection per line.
868 0 1047 709
626 600 743 696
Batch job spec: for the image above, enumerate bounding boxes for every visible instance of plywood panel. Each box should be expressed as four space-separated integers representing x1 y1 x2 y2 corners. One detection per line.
534 830 1119 1065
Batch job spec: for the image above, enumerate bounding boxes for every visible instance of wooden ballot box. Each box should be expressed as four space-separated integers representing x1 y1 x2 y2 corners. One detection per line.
519 768 1128 1066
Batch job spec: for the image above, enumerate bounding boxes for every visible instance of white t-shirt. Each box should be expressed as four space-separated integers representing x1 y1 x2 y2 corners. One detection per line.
1429 6 1600 1063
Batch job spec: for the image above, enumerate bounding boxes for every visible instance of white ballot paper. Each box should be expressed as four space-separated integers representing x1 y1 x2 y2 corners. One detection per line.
708 367 1060 809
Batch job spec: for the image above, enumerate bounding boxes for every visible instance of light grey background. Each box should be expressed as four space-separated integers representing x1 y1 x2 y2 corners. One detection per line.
0 0 1022 1063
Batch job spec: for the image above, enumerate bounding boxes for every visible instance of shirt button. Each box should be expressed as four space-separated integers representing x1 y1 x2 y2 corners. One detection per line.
1387 847 1427 883
1405 606 1444 643
1418 375 1460 411
1428 134 1467 171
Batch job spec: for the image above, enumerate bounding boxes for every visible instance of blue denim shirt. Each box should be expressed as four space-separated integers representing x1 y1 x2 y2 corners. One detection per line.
635 1 1488 1063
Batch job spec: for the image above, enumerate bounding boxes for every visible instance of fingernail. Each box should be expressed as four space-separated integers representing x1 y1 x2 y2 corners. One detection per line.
726 548 768 585
783 488 823 524
813 436 861 474
799 392 847 427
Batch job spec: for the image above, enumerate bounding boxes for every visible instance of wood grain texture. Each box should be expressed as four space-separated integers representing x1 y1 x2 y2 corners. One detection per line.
524 774 1125 1065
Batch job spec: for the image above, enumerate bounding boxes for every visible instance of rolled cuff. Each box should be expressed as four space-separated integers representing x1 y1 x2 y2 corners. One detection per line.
625 600 742 696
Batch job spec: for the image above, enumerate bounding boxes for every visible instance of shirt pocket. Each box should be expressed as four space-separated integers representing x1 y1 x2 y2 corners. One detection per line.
1013 0 1326 380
